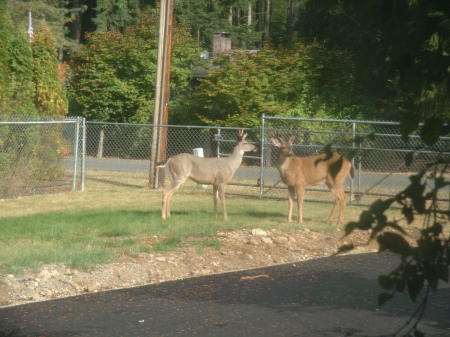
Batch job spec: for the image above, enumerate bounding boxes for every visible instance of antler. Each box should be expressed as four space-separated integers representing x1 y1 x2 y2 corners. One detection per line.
271 131 284 142
238 129 247 141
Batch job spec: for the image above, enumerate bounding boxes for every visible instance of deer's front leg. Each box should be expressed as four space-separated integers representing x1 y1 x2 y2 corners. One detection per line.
287 186 295 223
296 186 305 224
218 185 228 221
213 185 219 219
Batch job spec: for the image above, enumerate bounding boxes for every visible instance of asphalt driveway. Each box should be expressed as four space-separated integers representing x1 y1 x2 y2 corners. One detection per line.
1 253 449 337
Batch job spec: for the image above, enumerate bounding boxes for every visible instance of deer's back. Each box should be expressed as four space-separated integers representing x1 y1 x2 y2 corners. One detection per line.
167 153 238 185
280 152 351 186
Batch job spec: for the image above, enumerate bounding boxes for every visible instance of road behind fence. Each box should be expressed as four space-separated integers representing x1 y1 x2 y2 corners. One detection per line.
84 118 450 206
1 116 448 205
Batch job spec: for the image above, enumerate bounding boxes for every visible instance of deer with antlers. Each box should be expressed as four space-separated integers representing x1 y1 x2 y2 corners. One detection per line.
270 133 354 225
161 130 256 220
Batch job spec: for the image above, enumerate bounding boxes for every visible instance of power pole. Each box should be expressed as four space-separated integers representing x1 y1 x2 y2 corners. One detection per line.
149 0 174 189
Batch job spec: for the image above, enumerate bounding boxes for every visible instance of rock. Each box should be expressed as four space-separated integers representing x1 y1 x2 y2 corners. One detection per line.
261 237 274 245
272 236 289 245
251 228 268 236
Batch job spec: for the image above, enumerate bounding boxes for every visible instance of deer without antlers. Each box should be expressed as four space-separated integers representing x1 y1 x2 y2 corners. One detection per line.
161 130 256 220
271 133 354 225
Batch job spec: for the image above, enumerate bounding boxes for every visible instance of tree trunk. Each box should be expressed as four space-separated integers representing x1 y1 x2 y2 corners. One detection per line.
264 0 271 43
248 1 252 26
96 128 105 159
287 0 300 43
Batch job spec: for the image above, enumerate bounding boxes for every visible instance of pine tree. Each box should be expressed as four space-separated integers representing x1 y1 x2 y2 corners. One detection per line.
93 0 140 32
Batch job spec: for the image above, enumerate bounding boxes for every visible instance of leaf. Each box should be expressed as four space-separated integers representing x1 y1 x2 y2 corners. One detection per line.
412 196 426 214
407 275 424 302
377 232 412 255
404 152 414 167
344 222 357 236
336 243 354 255
402 206 414 224
357 211 375 230
400 113 420 143
420 117 444 146
378 292 393 306
378 275 395 290
396 276 406 292
437 263 449 282
369 198 395 214
414 330 425 337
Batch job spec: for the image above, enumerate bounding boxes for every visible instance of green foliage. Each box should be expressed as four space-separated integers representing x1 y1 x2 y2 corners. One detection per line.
183 44 369 127
297 0 450 122
7 0 78 56
175 0 262 49
342 156 449 335
0 2 36 116
93 0 140 32
68 10 200 123
32 21 68 116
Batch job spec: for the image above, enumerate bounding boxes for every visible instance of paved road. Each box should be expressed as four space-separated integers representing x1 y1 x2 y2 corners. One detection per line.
1 253 449 337
83 157 412 189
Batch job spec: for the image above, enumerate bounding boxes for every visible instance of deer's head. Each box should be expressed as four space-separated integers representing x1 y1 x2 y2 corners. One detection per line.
270 133 295 157
236 129 257 154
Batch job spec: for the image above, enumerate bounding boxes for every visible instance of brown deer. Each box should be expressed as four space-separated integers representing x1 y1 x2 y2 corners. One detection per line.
270 133 354 224
161 130 256 220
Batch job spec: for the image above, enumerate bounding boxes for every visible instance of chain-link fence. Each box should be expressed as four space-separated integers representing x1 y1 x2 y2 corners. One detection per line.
0 116 85 199
261 115 450 205
3 116 448 205
84 122 261 193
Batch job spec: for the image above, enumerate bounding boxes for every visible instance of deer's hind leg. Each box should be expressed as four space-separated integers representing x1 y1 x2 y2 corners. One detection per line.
218 184 228 221
326 180 346 225
295 186 305 224
213 185 219 219
162 178 186 219
335 185 347 225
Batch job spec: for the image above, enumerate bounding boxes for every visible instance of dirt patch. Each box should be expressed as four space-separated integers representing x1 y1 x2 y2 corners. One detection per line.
0 228 406 308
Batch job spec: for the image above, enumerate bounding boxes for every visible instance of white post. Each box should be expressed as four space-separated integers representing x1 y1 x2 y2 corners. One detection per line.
81 117 86 192
72 117 80 191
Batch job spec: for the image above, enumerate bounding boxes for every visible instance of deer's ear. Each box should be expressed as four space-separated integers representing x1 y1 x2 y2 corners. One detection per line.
271 138 281 147
288 134 296 144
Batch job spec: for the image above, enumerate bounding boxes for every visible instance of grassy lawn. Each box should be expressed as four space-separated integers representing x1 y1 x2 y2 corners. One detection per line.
0 171 367 275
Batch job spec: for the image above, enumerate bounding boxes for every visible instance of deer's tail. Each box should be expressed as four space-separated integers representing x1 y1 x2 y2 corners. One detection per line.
350 165 354 179
155 161 167 168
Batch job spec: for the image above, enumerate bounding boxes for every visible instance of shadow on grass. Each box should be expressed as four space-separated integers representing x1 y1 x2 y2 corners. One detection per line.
86 176 143 189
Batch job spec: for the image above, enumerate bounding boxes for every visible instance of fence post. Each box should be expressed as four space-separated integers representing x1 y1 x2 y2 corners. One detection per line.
216 127 221 157
259 114 266 198
350 122 355 203
72 117 80 191
81 117 86 192
357 124 362 205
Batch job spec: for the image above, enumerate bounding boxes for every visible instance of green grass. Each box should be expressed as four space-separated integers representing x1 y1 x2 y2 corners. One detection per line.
0 171 366 275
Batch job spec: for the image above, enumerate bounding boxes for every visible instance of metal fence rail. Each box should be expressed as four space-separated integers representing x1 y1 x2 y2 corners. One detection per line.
0 117 85 199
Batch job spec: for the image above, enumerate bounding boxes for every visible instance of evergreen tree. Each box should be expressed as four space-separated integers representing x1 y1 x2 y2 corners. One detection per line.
31 21 68 116
7 0 83 59
93 0 140 32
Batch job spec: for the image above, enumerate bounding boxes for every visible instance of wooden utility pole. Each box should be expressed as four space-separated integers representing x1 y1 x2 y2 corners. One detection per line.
149 0 174 189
